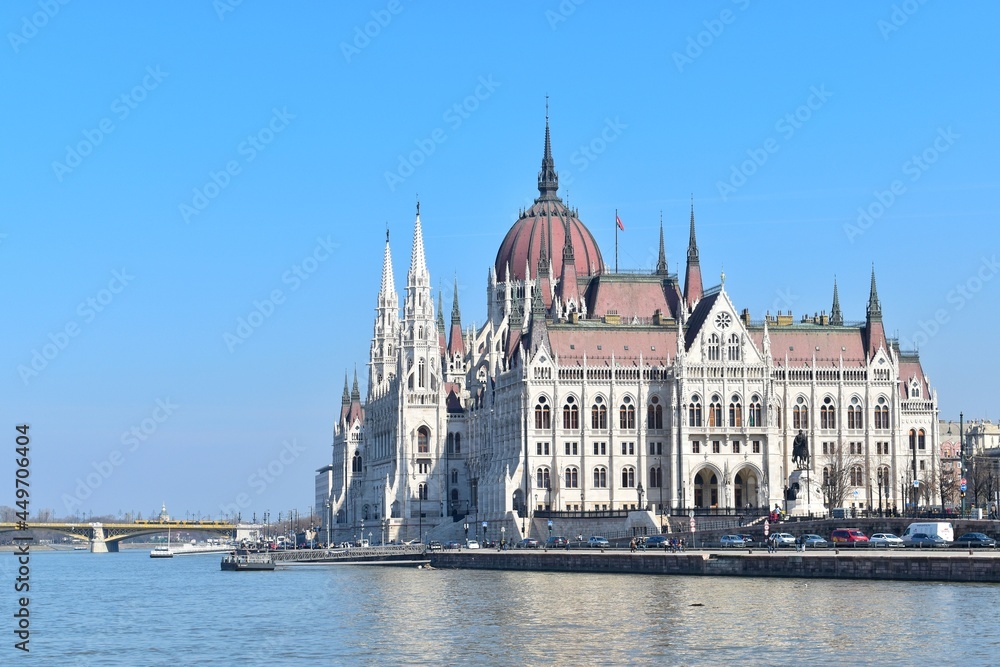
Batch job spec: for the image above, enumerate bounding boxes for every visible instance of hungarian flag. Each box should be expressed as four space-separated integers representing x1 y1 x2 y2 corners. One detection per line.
616 214 625 231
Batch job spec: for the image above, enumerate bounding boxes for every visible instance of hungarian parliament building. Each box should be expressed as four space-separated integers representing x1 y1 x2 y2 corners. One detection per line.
316 120 939 542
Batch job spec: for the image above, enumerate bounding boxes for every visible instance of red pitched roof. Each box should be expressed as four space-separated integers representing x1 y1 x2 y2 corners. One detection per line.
547 328 676 365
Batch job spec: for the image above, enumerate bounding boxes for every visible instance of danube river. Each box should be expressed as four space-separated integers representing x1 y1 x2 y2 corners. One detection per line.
4 549 999 665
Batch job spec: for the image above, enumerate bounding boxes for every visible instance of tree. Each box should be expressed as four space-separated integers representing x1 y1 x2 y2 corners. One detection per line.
820 446 864 510
938 466 959 511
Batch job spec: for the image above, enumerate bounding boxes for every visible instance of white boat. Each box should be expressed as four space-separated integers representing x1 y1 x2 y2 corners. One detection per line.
150 525 174 558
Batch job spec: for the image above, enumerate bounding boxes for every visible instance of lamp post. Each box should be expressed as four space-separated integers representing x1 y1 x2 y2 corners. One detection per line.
381 518 387 545
482 521 488 546
960 412 966 517
464 521 469 544
500 525 506 550
360 520 364 546
325 500 332 548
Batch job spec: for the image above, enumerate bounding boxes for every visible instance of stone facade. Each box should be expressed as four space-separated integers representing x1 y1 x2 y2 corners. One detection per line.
319 121 939 542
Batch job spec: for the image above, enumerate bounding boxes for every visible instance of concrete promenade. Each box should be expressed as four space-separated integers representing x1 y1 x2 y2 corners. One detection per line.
430 548 1000 583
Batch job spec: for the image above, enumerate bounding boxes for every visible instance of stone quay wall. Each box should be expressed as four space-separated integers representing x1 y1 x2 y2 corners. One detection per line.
429 551 1000 583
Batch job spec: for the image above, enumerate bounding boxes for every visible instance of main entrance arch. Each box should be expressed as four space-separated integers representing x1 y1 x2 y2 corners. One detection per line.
734 467 760 508
693 468 719 508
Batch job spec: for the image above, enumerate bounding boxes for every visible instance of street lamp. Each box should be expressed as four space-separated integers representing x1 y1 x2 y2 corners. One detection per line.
381 518 387 545
500 525 506 550
464 522 469 544
325 500 332 548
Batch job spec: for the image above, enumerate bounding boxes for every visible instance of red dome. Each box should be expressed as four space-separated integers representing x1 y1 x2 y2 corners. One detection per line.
495 198 604 282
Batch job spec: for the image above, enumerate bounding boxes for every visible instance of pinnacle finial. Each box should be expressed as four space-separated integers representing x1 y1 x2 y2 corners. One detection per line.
831 276 843 325
687 197 699 261
867 264 882 320
537 101 559 198
451 277 462 325
351 367 360 401
656 212 668 275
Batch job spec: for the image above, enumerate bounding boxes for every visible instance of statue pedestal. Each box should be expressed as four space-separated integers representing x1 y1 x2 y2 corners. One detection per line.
785 469 826 517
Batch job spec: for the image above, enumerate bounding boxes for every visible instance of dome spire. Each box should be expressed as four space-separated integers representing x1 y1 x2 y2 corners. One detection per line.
830 276 843 326
656 212 668 275
537 97 559 199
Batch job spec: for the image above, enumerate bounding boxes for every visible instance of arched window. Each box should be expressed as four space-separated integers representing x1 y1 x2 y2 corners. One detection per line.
728 333 740 361
534 396 551 430
689 395 702 427
709 395 722 428
875 396 889 430
649 466 662 488
848 397 863 430
454 433 461 454
591 396 608 429
451 488 459 502
418 358 426 388
593 466 607 488
647 395 663 429
619 396 636 430
793 396 809 430
708 333 721 361
918 429 926 450
563 396 579 430
729 394 743 428
536 467 550 489
451 469 458 484
621 466 636 488
821 396 836 429
417 427 430 454
418 483 428 500
910 381 921 398
352 451 362 473
909 429 916 450
823 466 831 486
447 433 454 454
749 395 762 427
850 465 864 487
565 466 579 488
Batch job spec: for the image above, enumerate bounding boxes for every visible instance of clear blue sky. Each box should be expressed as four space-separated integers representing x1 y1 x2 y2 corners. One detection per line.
3 1 997 521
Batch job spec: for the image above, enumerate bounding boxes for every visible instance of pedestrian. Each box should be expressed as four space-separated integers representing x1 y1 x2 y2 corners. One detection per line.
629 537 637 553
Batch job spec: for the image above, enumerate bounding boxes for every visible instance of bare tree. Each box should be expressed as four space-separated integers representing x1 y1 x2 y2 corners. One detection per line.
938 466 959 511
820 446 864 510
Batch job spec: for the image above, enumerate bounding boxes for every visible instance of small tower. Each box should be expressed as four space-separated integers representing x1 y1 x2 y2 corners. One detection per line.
683 198 703 310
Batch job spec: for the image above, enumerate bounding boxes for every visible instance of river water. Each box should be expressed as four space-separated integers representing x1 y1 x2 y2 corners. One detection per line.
3 549 999 666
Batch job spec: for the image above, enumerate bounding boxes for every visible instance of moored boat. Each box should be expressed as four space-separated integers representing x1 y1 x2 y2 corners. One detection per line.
149 546 174 559
221 552 275 571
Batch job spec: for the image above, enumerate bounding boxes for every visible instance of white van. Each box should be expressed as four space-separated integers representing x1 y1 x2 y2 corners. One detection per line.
901 522 954 543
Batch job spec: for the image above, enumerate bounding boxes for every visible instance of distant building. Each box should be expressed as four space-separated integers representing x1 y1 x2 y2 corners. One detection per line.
940 419 1000 512
318 119 940 542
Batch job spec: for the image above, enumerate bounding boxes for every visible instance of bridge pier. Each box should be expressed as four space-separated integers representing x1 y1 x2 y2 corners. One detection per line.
89 523 118 553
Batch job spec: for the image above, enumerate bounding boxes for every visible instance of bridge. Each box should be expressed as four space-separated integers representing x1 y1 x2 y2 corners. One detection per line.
0 521 262 553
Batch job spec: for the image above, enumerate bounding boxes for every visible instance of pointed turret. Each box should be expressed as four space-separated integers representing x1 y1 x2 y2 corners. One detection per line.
865 265 887 360
408 201 428 283
867 265 882 321
656 214 668 275
436 290 447 353
351 367 360 402
830 278 843 326
683 198 703 310
537 100 559 200
559 219 580 310
342 372 350 406
448 279 465 357
369 228 400 401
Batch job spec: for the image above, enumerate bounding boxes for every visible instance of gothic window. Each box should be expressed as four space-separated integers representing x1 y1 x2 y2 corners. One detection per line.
708 395 722 428
909 429 916 451
874 396 889 430
593 466 608 488
621 466 636 488
823 466 831 486
534 396 551 430
619 396 636 430
877 466 889 485
447 433 454 454
418 483 428 500
708 333 721 361
729 394 742 428
647 395 663 429
821 396 836 429
910 381 921 398
793 396 809 430
848 397 863 430
565 466 579 488
749 395 762 427
591 396 608 430
417 426 430 454
563 396 580 430
451 469 458 484
728 333 741 361
536 467 550 489
454 433 461 454
649 466 662 488
850 465 864 487
918 429 926 450
352 451 362 473
418 358 426 388
688 395 703 427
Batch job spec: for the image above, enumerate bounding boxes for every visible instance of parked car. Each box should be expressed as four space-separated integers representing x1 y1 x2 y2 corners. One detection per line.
445 540 462 550
427 541 443 551
953 533 996 548
545 535 569 548
587 536 610 549
830 528 869 544
869 533 904 548
739 534 756 545
646 535 669 548
904 532 949 548
770 533 795 547
801 534 828 548
465 540 481 549
719 534 747 548
516 538 540 549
